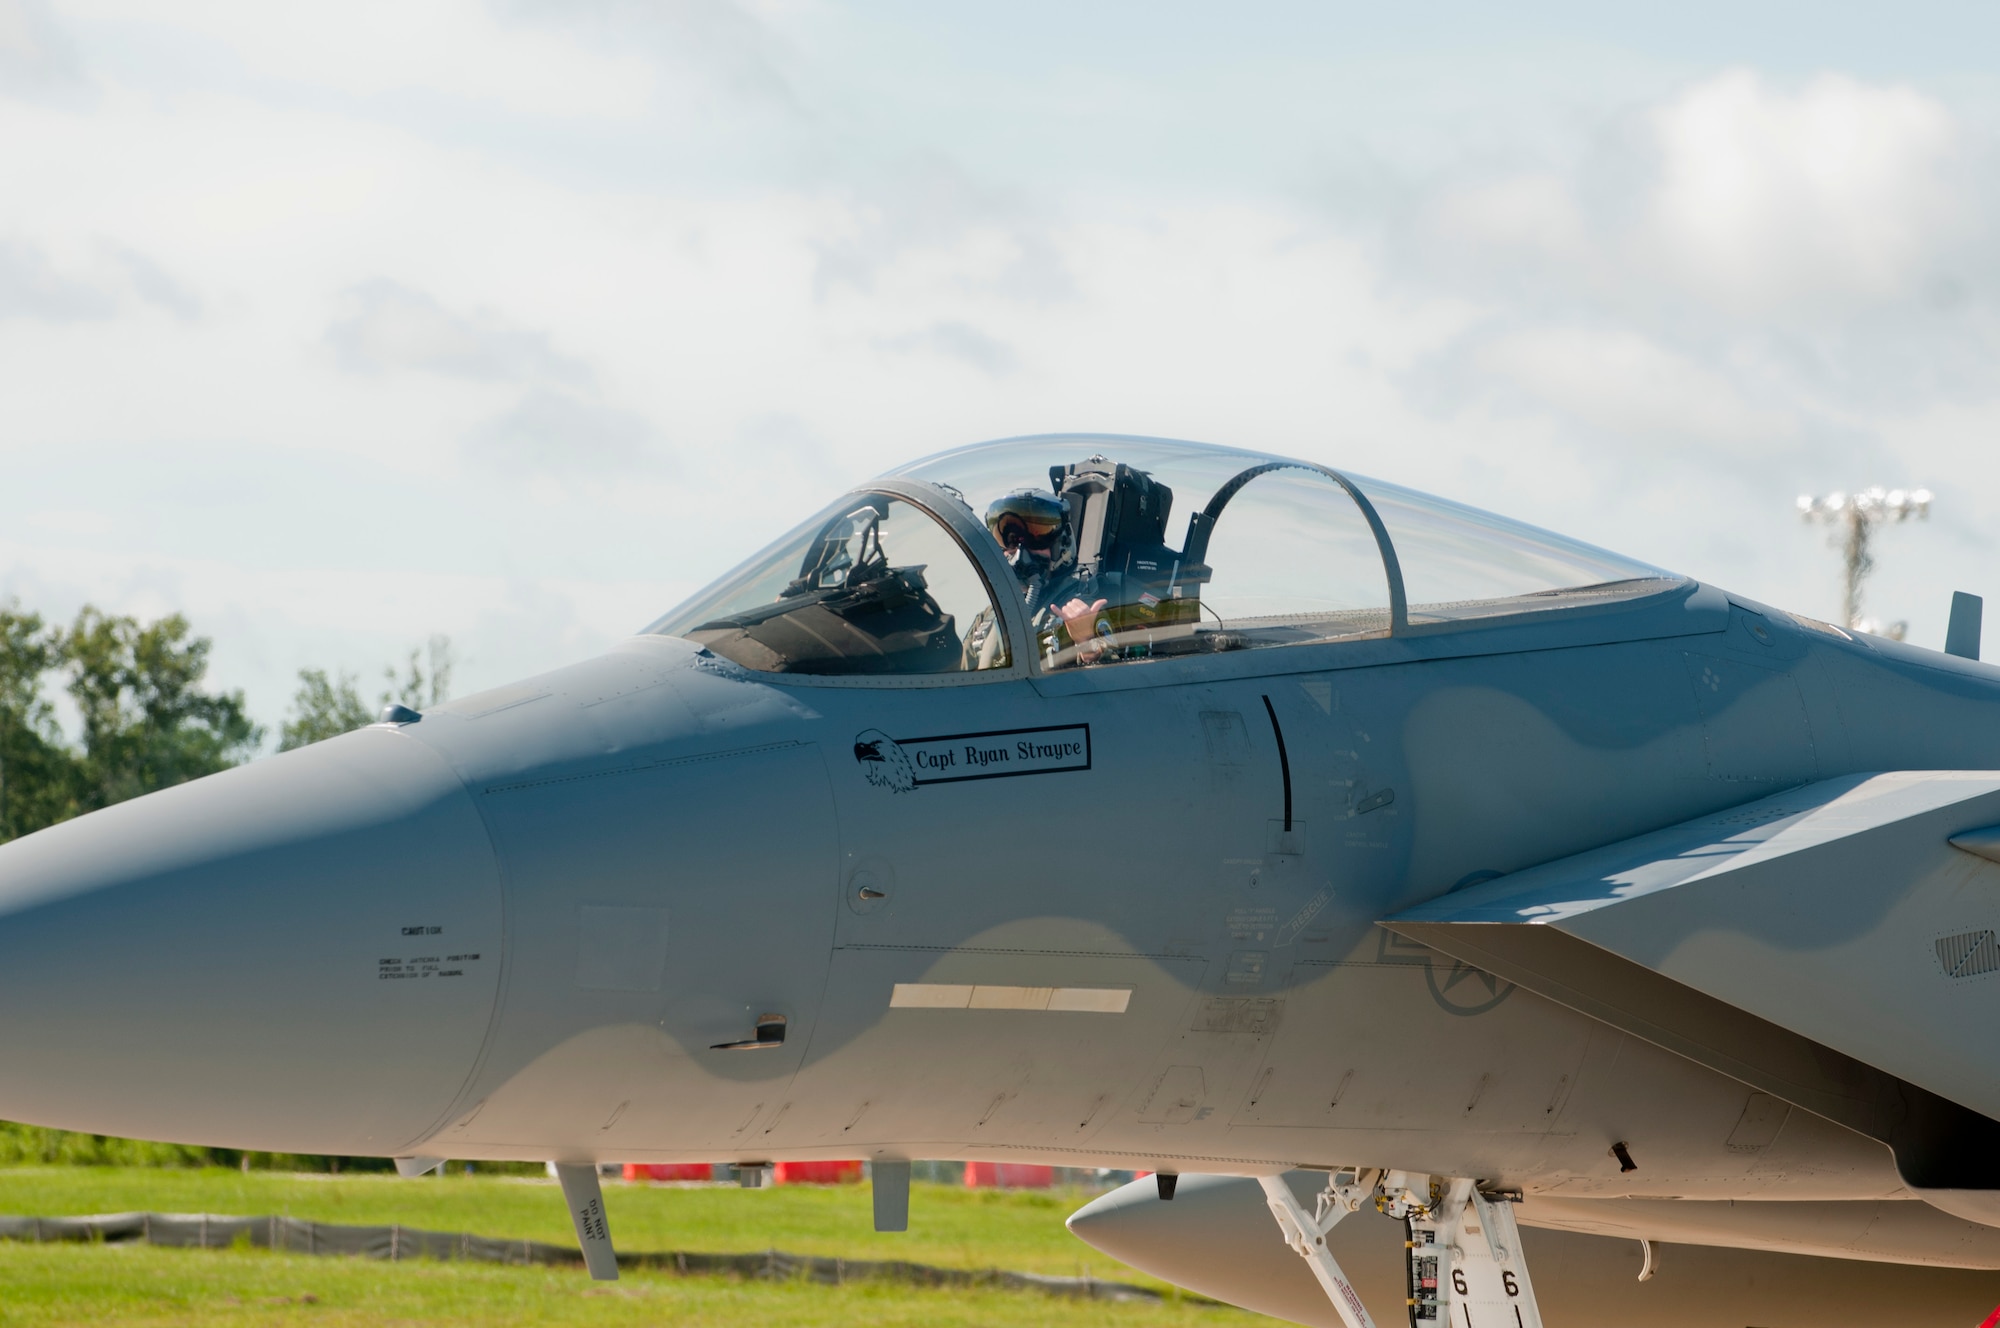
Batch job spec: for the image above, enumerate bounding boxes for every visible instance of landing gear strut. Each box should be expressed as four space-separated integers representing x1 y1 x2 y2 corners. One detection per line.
1260 1169 1545 1328
1258 1171 1379 1328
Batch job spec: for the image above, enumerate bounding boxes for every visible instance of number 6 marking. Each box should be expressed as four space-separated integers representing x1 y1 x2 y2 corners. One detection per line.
1502 1269 1520 1297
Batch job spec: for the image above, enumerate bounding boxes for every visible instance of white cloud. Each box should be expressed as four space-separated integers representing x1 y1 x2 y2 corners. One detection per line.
0 237 115 319
0 0 77 98
327 279 589 385
495 0 801 115
0 236 197 321
1472 325 1796 448
812 156 1076 304
1391 68 2000 483
4 14 2000 732
105 244 201 320
877 320 1018 376
1421 172 1589 270
1644 71 1973 314
69 0 655 119
1404 69 1998 324
465 387 664 473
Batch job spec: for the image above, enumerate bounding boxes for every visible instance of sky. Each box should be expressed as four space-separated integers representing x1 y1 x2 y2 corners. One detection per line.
4 1 1999 737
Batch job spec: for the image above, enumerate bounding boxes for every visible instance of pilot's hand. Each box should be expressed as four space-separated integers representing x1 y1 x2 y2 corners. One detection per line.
1055 598 1110 645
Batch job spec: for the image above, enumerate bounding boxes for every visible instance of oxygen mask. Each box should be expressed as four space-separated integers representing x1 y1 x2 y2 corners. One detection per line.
985 490 1070 580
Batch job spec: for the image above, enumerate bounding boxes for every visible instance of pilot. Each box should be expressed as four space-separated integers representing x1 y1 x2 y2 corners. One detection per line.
961 489 1111 669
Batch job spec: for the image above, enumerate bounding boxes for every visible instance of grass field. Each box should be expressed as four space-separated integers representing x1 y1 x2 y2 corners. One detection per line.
0 1242 1251 1328
0 1169 1269 1327
0 1169 1136 1278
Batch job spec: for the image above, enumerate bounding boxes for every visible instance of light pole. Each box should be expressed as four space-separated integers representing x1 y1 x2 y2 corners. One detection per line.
1797 486 1932 640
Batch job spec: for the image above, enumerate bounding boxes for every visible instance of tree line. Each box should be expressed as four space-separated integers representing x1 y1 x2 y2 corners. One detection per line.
0 599 453 846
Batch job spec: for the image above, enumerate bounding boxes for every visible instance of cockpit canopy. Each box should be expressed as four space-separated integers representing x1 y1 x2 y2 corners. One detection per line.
648 434 1680 678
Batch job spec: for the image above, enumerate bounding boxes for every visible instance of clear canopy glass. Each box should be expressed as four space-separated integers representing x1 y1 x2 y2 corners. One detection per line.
649 434 1681 676
1360 476 1678 625
650 494 1007 675
1195 466 1390 628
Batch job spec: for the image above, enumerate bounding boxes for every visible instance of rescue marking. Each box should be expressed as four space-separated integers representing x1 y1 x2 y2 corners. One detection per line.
1274 888 1332 946
855 724 1090 788
889 983 1130 1013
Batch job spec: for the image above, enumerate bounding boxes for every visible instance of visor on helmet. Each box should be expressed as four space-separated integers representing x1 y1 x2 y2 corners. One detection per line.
986 490 1066 555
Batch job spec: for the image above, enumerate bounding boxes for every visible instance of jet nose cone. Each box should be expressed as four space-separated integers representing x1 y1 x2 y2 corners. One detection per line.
0 727 501 1155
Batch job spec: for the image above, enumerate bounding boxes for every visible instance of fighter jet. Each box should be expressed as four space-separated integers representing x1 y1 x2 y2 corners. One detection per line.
4 433 2000 1327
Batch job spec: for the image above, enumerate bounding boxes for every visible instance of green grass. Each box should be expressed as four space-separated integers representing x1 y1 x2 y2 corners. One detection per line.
0 1169 1273 1327
0 1242 1261 1328
0 1169 1132 1281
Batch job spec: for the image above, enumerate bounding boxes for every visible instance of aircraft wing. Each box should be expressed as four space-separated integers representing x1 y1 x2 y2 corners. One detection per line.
1385 771 2000 1204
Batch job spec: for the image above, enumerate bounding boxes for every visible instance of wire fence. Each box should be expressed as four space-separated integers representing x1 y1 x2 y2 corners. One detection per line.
0 1211 1180 1303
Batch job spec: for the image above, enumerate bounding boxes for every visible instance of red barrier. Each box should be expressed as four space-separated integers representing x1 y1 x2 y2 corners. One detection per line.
774 1161 863 1185
963 1162 1054 1189
622 1163 715 1182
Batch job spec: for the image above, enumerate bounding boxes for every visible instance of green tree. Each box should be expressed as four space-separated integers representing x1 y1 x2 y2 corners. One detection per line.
0 603 79 841
60 606 262 813
388 633 455 710
2 602 262 841
277 669 374 751
277 635 454 750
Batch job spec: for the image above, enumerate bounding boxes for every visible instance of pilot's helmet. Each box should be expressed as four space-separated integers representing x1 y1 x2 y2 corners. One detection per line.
985 489 1071 579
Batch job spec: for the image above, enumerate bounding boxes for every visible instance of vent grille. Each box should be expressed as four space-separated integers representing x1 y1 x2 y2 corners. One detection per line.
1936 930 2000 979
